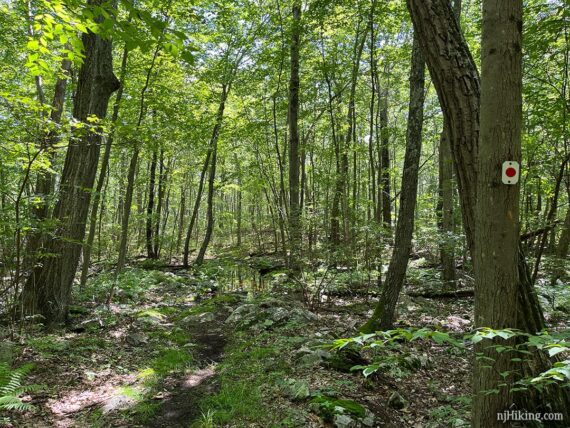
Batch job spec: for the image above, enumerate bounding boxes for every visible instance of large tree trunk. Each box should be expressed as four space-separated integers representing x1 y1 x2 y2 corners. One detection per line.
361 35 425 332
195 83 230 266
368 1 377 226
80 44 129 289
22 0 120 324
435 0 460 287
473 0 524 422
287 1 302 273
23 56 72 275
31 57 72 221
407 0 479 255
407 0 568 423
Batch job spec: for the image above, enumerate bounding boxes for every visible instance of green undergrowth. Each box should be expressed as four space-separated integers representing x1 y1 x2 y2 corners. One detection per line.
173 293 243 320
77 268 195 304
192 329 296 426
0 363 40 425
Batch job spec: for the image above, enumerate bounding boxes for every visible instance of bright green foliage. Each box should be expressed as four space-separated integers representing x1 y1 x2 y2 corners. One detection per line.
0 363 40 423
332 327 570 394
150 348 193 375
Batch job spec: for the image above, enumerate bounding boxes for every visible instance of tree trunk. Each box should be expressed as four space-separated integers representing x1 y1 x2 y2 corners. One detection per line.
551 201 570 284
116 147 140 274
361 35 425 332
153 148 166 257
407 0 568 423
195 83 230 266
176 180 187 254
235 154 243 247
22 0 120 324
438 126 456 284
183 150 211 267
23 55 72 280
146 149 158 259
368 1 377 225
32 57 72 221
378 87 392 230
435 0 461 287
407 0 479 254
115 37 163 275
80 44 129 289
473 0 524 422
531 156 568 283
287 1 302 273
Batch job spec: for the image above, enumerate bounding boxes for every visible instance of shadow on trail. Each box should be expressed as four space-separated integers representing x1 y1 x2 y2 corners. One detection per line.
145 309 228 428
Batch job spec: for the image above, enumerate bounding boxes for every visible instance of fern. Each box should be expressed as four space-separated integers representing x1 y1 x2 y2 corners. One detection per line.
0 362 39 416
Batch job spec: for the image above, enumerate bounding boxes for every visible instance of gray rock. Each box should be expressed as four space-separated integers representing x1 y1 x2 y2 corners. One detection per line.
290 307 318 322
267 307 290 323
225 304 255 324
226 301 317 330
361 409 376 427
199 312 216 323
333 413 355 428
388 392 406 410
126 332 147 346
101 393 137 414
80 317 104 330
280 378 311 400
258 298 284 308
299 349 332 367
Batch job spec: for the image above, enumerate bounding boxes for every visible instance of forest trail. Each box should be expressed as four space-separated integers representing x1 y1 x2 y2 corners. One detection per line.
4 257 486 427
9 266 241 428
1 0 568 425
146 292 229 428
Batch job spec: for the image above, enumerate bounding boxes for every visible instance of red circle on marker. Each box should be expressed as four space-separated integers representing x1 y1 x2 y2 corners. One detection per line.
506 167 517 178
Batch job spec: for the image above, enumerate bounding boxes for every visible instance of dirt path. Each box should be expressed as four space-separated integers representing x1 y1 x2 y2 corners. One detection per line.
4 268 241 428
146 309 229 427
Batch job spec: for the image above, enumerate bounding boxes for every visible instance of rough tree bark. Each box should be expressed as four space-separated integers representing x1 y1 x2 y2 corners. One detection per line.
287 0 302 273
22 0 120 324
436 0 460 285
473 0 524 422
23 56 72 271
407 0 569 424
80 44 129 289
438 127 456 285
361 35 425 332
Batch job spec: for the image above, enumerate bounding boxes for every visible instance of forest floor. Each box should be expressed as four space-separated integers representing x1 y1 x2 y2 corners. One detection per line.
2 253 567 427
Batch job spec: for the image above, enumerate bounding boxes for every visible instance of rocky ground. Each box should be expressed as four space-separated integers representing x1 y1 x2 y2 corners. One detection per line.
1 258 476 427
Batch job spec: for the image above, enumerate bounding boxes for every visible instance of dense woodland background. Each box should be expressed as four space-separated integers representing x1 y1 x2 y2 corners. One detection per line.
0 0 569 427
